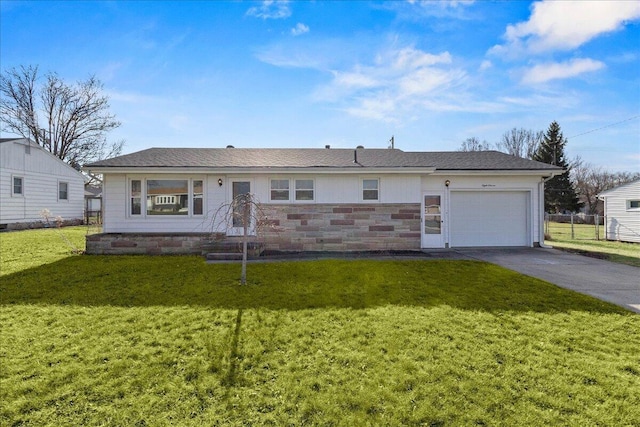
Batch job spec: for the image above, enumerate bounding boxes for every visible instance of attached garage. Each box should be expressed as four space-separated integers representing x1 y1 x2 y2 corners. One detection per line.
449 191 530 247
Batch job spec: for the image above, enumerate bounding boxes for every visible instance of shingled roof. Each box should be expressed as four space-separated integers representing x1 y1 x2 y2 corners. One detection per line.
85 147 562 172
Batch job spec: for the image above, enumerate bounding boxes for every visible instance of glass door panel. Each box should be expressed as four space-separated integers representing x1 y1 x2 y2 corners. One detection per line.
424 195 441 234
232 181 251 228
422 193 444 248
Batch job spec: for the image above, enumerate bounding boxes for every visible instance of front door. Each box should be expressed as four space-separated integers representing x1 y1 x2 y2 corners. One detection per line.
422 193 445 248
228 180 253 236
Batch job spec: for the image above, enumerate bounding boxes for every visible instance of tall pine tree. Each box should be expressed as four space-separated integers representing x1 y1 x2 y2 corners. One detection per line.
534 121 582 213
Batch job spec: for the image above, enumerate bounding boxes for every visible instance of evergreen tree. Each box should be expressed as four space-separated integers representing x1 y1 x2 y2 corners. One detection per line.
534 121 582 213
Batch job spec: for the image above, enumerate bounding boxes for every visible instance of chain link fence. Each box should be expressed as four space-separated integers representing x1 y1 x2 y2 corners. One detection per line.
544 213 605 241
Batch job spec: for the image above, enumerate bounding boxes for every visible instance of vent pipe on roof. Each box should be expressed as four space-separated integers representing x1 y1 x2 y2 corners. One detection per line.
325 145 330 149
356 145 364 149
353 149 358 164
226 145 234 148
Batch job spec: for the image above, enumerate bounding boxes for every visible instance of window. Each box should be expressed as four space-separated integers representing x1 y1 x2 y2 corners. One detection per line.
295 179 314 201
129 178 203 217
628 200 640 210
147 180 189 215
270 179 289 201
131 180 142 215
193 180 203 215
12 176 23 196
362 179 379 201
58 182 68 200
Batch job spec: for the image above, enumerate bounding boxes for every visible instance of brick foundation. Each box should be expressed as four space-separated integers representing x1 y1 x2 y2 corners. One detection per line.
85 203 422 254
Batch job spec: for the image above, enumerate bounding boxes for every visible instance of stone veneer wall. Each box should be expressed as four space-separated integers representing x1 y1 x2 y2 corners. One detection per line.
85 203 422 254
260 203 421 252
86 233 213 255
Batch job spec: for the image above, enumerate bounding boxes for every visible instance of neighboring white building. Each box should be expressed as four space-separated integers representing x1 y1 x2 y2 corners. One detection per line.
84 147 563 254
0 138 85 229
598 180 640 243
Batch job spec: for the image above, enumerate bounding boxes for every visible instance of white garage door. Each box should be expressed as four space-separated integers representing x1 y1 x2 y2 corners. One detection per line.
450 191 530 247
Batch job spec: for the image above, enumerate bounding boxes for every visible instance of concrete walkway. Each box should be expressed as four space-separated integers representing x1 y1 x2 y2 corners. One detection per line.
455 247 640 314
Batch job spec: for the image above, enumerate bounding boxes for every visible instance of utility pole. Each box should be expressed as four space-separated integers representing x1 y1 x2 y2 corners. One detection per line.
389 135 394 149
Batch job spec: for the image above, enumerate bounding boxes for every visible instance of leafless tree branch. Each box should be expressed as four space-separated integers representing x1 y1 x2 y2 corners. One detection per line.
1 65 123 169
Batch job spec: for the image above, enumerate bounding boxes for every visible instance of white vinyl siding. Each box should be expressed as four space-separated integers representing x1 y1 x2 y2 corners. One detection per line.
0 140 84 224
600 181 640 243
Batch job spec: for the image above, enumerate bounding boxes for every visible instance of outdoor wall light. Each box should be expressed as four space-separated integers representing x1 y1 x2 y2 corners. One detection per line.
445 180 450 187
218 178 223 187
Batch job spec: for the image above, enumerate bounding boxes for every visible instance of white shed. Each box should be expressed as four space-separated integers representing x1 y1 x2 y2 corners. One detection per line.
0 138 85 229
598 180 640 243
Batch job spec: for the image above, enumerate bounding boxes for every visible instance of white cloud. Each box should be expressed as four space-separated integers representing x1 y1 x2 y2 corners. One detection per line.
246 0 291 19
332 69 379 90
479 60 492 71
291 23 309 36
313 46 469 121
401 0 476 19
491 0 640 55
521 58 606 84
391 48 451 70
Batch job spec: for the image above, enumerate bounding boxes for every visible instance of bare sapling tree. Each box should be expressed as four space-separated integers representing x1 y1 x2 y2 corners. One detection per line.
0 65 123 169
209 193 279 285
39 209 82 254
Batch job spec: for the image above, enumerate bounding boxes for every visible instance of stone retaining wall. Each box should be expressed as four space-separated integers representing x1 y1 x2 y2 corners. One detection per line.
86 233 215 255
85 203 422 254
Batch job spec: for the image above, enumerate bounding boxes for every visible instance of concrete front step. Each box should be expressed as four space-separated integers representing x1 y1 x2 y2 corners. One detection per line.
205 252 244 261
201 241 264 255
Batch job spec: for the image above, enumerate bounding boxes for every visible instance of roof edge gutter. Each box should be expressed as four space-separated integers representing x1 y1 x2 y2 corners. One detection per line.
83 166 438 175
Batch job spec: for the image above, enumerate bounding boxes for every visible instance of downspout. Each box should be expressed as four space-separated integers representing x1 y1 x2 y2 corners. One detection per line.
538 175 554 248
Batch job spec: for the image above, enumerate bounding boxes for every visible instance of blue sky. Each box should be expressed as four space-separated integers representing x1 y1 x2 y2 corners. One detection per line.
2 0 639 171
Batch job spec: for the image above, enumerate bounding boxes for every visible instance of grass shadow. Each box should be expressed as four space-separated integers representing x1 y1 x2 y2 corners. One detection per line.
222 309 243 388
0 255 629 314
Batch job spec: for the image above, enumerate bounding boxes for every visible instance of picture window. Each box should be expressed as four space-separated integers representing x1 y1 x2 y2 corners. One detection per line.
146 179 189 216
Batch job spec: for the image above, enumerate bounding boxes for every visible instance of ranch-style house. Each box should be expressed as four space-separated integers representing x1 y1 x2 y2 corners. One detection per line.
84 146 562 255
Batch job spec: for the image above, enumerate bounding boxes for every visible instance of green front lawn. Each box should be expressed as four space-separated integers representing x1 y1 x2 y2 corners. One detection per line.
545 222 640 267
0 225 99 275
1 228 639 426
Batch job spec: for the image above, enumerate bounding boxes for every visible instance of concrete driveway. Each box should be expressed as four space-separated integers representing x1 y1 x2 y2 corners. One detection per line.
455 247 640 314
